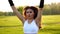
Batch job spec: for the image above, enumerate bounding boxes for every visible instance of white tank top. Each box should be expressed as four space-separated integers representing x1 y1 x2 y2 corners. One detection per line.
23 20 39 33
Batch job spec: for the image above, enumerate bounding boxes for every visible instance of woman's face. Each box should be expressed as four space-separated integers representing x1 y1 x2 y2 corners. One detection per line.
26 9 34 19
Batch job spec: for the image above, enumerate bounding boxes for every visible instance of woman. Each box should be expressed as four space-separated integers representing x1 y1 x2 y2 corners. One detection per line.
8 0 44 34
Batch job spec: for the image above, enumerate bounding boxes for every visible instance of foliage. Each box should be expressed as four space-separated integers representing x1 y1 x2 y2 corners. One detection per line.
0 3 60 16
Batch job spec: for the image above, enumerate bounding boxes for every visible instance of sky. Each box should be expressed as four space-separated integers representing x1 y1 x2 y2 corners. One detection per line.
0 0 60 12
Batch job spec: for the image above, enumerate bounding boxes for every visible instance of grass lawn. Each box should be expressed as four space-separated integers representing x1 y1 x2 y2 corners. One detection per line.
0 15 60 34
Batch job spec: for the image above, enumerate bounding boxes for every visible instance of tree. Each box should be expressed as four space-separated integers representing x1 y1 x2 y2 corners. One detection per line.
17 6 23 14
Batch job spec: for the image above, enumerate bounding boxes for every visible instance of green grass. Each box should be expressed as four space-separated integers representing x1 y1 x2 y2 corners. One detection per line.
42 15 60 23
0 15 60 34
0 16 22 26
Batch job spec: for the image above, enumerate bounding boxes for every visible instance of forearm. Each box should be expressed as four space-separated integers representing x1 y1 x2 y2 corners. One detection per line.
38 9 42 25
38 0 44 28
37 9 42 20
11 6 25 22
38 0 44 18
38 0 44 16
8 0 25 23
8 0 21 18
11 6 22 18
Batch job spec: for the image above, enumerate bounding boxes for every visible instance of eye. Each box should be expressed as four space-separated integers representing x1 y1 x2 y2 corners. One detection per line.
26 12 29 13
30 11 32 13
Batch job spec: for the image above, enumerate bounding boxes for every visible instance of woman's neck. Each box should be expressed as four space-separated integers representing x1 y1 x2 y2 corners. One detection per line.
27 19 34 24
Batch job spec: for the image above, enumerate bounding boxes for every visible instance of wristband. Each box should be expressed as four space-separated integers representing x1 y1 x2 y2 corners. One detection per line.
39 0 44 8
8 0 14 6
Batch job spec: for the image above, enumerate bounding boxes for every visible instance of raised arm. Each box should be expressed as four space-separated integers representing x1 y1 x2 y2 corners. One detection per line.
8 0 25 24
35 0 44 28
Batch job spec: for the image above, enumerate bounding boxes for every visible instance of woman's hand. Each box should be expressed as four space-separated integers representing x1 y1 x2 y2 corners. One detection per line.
39 0 44 8
8 0 14 6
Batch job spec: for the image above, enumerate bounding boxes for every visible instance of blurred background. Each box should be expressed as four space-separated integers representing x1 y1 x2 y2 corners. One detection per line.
0 0 60 34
